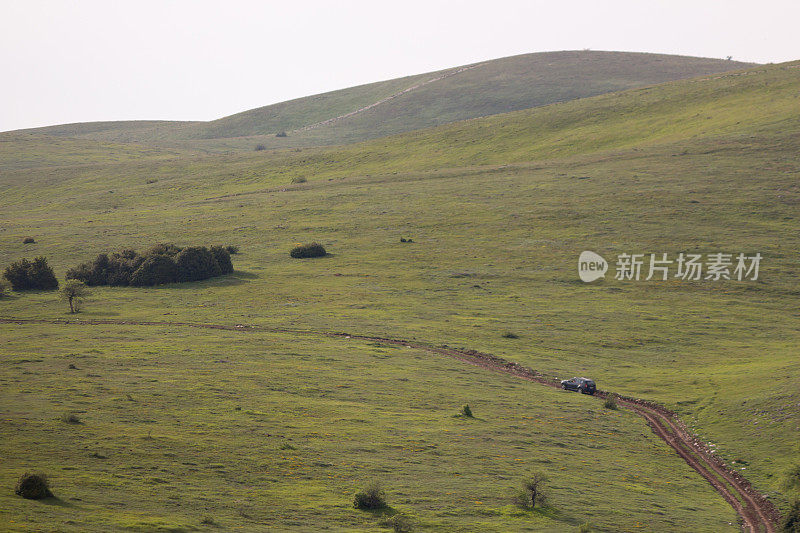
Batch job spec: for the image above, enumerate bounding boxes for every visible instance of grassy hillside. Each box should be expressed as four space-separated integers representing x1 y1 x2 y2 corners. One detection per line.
1 60 798 529
0 323 737 532
9 51 754 152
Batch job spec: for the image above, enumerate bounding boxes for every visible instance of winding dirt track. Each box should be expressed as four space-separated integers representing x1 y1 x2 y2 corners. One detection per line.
0 316 780 531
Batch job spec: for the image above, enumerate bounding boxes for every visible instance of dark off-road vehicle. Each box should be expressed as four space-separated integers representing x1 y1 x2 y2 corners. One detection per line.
560 377 596 395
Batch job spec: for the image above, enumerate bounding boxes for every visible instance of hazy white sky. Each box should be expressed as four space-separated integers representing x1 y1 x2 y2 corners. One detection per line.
2 0 798 132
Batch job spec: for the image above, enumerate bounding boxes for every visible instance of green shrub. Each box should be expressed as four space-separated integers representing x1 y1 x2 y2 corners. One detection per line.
353 483 387 510
290 242 327 259
461 404 474 418
175 246 222 282
23 236 35 244
3 257 58 291
130 254 178 286
225 245 239 254
67 244 232 287
146 243 182 257
254 144 266 151
66 250 144 286
210 246 234 274
603 394 618 410
61 413 81 424
14 473 53 499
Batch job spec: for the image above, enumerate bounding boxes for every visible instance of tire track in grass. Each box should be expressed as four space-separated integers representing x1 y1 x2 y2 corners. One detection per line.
0 316 780 531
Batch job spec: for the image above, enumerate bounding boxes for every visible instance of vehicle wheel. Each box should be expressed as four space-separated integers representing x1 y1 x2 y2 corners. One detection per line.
561 384 567 390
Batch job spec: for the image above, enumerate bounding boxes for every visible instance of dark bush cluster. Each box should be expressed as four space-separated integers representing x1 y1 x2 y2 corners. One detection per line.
290 242 327 259
353 483 387 510
254 144 266 151
15 473 53 500
66 244 234 287
275 131 287 138
23 236 36 244
3 257 59 291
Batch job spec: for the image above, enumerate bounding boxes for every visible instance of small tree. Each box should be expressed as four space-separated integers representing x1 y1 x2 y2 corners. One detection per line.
516 473 548 510
61 280 89 313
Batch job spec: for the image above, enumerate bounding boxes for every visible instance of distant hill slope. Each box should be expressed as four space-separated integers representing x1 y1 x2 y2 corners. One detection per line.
12 51 754 150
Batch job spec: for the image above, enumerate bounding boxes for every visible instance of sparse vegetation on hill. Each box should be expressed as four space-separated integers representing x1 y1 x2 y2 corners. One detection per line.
12 51 753 152
66 244 233 287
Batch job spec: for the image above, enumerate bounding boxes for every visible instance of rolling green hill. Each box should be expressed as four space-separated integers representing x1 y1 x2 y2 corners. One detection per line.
1 59 798 531
10 51 754 152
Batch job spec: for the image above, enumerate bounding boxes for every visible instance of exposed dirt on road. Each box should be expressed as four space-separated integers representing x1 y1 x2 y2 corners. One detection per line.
0 316 781 531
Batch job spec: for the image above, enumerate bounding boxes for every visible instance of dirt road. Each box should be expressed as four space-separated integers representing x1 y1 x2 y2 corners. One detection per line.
0 316 781 531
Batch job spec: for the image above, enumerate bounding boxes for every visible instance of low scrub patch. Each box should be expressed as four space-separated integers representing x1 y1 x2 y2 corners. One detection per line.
603 394 618 410
15 473 53 500
290 242 326 259
66 244 234 287
23 236 35 244
61 413 81 424
379 513 414 532
354 483 387 510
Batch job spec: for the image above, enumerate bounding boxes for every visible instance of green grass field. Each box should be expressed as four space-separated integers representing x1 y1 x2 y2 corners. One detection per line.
1 57 798 531
0 323 738 532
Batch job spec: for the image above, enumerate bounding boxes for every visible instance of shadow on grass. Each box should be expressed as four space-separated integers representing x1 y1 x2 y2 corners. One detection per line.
357 505 398 518
38 495 78 509
148 270 258 290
